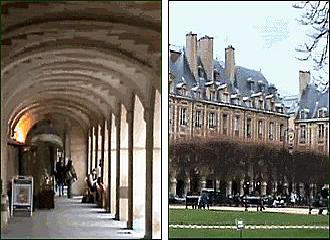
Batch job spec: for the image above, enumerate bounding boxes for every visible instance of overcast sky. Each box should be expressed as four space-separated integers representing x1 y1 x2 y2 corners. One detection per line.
169 1 327 96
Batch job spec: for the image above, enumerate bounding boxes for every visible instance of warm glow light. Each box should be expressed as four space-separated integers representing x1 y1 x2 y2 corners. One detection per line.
15 128 25 143
13 113 33 143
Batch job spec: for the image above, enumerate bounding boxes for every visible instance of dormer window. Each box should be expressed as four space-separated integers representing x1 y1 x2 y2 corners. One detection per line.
196 91 201 99
300 109 309 119
259 99 264 110
318 108 327 118
214 70 220 81
209 91 216 101
198 66 204 78
247 77 254 91
181 88 187 96
222 92 229 103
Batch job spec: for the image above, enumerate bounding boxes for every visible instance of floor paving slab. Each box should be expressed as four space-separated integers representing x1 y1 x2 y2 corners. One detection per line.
1 196 144 239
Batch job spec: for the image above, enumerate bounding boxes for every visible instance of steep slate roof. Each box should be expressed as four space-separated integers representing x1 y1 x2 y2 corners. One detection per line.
169 45 284 108
296 83 329 119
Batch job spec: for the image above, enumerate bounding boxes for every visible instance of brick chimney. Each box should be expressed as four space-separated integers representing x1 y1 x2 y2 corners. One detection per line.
185 32 198 80
225 45 235 84
299 70 310 98
197 35 214 81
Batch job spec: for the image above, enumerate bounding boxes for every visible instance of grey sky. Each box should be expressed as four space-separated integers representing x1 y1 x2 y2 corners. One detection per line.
169 1 327 96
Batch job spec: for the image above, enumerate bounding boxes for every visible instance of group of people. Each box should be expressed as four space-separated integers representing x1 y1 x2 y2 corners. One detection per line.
83 162 104 205
54 157 77 198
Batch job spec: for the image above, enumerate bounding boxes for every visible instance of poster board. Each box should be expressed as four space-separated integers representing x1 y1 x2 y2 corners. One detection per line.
11 176 33 217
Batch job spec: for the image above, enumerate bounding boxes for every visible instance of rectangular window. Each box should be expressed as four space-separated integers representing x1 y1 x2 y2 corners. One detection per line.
234 115 240 136
223 93 229 103
300 125 306 143
269 122 274 140
210 91 215 101
181 88 187 96
280 124 284 141
179 107 188 126
169 106 173 125
195 110 202 128
259 100 264 110
258 120 263 139
318 124 324 142
223 114 228 135
208 112 215 128
246 118 252 138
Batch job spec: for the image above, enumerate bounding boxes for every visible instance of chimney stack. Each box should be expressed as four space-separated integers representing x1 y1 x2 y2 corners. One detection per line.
197 35 214 81
186 32 198 80
225 45 235 84
299 70 310 98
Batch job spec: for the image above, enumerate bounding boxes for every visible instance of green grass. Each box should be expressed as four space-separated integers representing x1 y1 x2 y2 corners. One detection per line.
170 228 329 238
169 209 329 226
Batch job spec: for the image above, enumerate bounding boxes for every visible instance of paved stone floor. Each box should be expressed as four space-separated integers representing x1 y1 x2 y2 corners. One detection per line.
1 196 144 239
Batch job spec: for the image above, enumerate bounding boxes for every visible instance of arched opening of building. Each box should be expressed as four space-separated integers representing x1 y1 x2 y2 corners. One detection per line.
1 1 161 238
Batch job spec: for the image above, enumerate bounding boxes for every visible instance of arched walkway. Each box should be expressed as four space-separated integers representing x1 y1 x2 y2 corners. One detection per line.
1 2 161 238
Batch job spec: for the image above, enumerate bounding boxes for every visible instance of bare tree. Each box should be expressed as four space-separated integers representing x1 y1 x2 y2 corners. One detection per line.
293 1 329 88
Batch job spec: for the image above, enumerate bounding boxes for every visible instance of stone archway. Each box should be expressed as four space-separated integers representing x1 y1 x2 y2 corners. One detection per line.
1 2 160 238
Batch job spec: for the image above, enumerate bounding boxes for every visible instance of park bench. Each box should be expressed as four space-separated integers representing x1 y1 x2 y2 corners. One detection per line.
185 195 199 209
242 196 265 211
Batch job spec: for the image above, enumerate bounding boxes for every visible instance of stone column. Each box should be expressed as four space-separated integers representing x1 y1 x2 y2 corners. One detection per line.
184 177 190 197
249 181 254 194
94 125 99 169
115 106 121 220
216 179 220 192
261 181 267 196
101 121 105 180
226 180 232 196
309 184 315 199
169 176 177 196
200 176 207 192
284 182 289 195
89 128 93 173
107 117 112 213
127 109 134 229
240 179 244 196
272 181 278 195
299 183 305 197
144 106 154 239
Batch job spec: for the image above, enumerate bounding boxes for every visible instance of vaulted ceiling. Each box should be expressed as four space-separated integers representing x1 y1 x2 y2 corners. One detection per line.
1 1 161 142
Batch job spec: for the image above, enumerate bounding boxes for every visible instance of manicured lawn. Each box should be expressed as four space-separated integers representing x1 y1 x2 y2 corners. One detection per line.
170 228 329 238
169 209 329 226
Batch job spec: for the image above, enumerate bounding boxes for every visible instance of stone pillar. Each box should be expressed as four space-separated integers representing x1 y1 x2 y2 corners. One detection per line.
169 176 177 196
249 181 254 194
200 176 207 192
89 128 93 173
240 179 244 196
184 177 190 197
144 105 154 239
299 183 305 197
110 114 117 215
284 182 289 195
132 95 146 232
216 179 220 192
226 180 232 196
95 125 99 169
127 109 134 229
309 184 315 199
291 182 296 194
261 181 267 196
115 106 121 220
119 105 129 222
106 118 112 213
272 181 278 194
101 121 105 180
